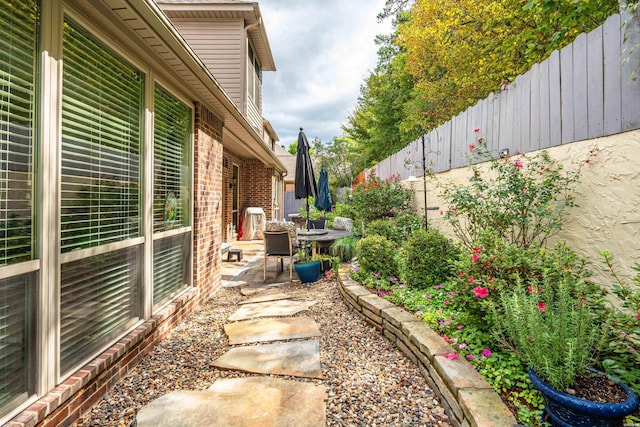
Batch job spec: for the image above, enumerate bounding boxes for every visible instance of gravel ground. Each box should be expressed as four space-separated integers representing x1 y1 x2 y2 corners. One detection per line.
80 277 452 426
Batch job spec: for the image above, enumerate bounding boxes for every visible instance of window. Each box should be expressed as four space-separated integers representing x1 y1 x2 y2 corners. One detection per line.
0 0 39 416
247 44 261 104
59 17 143 375
61 19 143 253
153 84 191 304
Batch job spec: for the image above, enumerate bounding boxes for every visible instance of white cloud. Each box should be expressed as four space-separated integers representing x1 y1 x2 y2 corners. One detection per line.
259 0 392 146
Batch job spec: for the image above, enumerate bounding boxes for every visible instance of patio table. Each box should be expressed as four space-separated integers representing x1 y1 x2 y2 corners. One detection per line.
297 229 353 257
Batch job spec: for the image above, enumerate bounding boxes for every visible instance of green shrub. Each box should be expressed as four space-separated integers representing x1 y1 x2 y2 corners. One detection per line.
440 140 579 249
330 236 359 262
402 228 460 289
365 219 400 244
394 213 425 242
356 234 399 279
347 173 413 224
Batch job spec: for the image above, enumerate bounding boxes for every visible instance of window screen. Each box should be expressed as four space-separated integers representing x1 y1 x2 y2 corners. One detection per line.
60 246 140 374
0 0 38 266
60 18 143 253
0 274 34 417
153 84 191 232
153 233 189 305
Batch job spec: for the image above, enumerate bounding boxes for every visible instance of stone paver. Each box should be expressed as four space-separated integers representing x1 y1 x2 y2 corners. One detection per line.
136 377 326 427
239 289 291 305
224 317 321 345
240 282 286 296
211 340 322 379
227 299 317 321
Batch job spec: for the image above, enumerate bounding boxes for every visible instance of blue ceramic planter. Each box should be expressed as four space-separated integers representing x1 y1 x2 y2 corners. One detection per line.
528 368 639 427
294 260 321 283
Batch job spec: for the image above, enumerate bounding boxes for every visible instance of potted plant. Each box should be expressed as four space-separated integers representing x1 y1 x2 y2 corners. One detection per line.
293 248 321 283
492 276 639 426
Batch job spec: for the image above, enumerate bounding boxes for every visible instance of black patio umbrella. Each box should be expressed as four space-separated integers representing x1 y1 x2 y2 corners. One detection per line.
294 128 317 229
314 166 332 213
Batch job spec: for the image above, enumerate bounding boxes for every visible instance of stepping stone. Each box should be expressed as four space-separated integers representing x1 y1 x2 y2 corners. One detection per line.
136 377 326 427
211 340 322 379
222 280 247 289
239 289 291 305
228 299 317 321
240 282 285 296
224 317 321 345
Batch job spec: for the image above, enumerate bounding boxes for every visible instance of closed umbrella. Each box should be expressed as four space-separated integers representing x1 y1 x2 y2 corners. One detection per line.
294 128 317 229
314 166 332 213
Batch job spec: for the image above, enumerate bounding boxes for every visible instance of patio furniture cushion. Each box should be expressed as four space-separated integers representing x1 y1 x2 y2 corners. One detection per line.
265 221 297 242
332 217 353 233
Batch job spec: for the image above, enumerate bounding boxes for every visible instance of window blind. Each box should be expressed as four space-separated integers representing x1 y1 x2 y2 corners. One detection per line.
60 247 139 374
61 18 143 253
0 0 38 266
153 84 191 233
0 274 33 417
153 233 189 305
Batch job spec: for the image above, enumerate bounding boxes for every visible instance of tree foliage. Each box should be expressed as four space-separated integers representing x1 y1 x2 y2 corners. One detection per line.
344 0 619 168
310 136 365 188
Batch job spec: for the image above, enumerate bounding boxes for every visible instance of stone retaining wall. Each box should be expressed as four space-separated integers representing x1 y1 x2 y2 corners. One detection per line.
338 267 516 427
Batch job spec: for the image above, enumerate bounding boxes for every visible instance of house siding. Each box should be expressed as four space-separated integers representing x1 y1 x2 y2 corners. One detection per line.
170 19 244 110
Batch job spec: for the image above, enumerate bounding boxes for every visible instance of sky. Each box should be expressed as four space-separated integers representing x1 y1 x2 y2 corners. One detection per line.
258 0 393 147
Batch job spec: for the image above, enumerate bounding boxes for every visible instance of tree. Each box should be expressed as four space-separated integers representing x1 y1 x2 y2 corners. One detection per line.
287 141 297 155
310 136 365 188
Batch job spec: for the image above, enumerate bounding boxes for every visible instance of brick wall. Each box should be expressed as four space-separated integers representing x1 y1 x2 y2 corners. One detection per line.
8 103 225 427
242 159 274 220
193 103 224 295
222 152 275 240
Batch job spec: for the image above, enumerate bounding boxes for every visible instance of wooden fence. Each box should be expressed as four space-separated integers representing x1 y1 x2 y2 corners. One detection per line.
370 12 640 180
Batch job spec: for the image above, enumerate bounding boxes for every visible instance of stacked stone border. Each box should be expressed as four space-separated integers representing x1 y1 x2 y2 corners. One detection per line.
338 266 516 427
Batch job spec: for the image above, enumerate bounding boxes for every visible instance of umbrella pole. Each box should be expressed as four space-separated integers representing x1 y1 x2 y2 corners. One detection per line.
306 197 310 230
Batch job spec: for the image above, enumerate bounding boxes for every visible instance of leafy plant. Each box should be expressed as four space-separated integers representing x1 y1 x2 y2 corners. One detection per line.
440 137 580 249
365 219 400 244
492 276 603 390
356 234 399 280
401 228 459 290
347 172 413 224
329 236 359 262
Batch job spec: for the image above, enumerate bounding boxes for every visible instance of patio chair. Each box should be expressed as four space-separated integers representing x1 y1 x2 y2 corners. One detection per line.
263 230 294 282
306 219 326 229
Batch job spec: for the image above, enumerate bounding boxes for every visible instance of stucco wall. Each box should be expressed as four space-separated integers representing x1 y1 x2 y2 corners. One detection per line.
415 129 640 285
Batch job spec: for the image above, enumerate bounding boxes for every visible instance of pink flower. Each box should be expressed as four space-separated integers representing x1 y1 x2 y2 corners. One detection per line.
459 343 467 349
473 286 489 298
522 189 529 194
468 275 475 285
443 301 450 305
472 247 482 253
439 210 444 216
443 352 459 360
474 128 480 133
466 354 476 359
637 312 640 320
416 311 423 316
469 143 475 151
443 336 451 343
457 324 464 330
538 302 547 312
514 159 523 168
482 349 492 357
451 291 456 296
471 253 480 263
477 136 484 143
